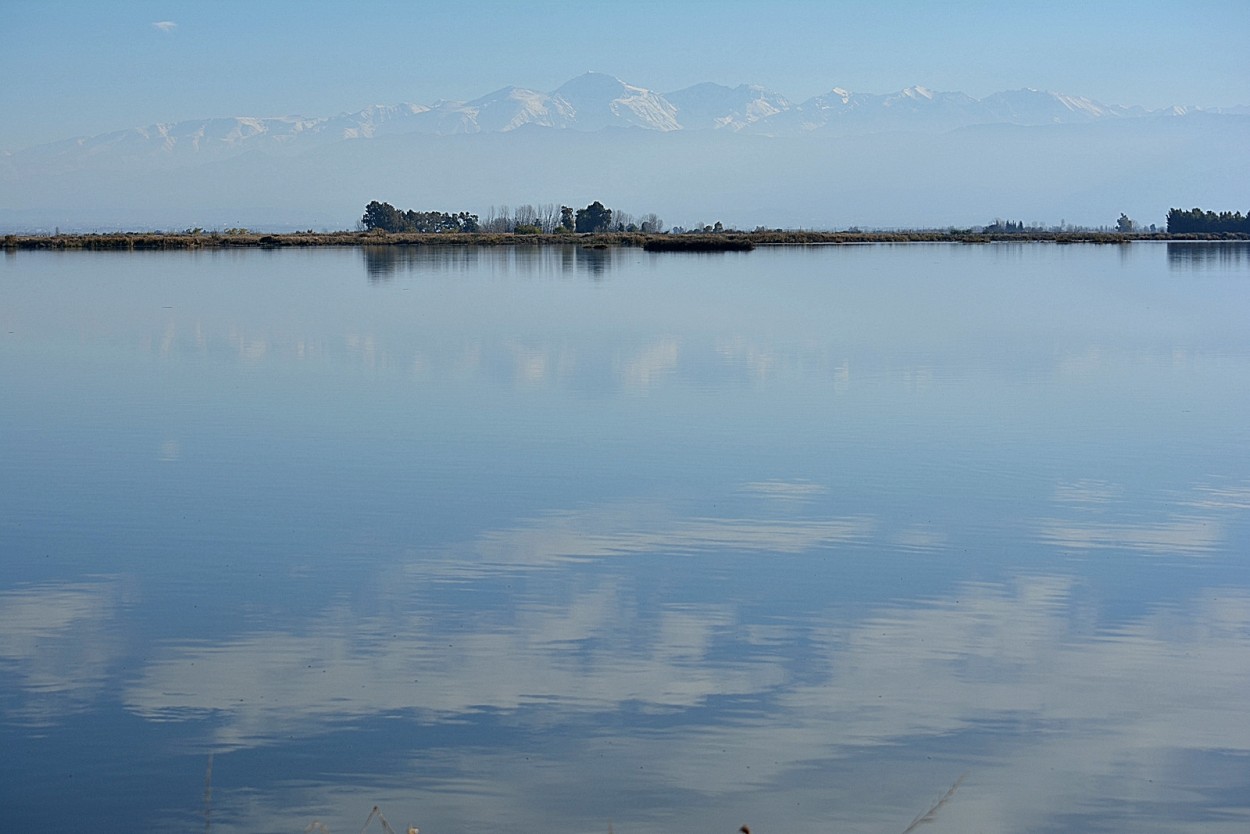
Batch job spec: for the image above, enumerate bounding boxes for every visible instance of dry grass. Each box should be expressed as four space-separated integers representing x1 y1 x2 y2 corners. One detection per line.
302 804 417 834
203 753 214 833
643 236 755 252
899 773 966 834
7 229 1246 252
293 776 965 834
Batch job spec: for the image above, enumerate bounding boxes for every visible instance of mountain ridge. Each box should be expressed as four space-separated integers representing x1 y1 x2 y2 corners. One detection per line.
3 72 1247 232
5 71 1245 162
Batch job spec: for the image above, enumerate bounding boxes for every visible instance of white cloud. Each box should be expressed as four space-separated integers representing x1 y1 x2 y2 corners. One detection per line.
151 21 177 33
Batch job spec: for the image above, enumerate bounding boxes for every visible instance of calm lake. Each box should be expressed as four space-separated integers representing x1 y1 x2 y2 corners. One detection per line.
2 242 1249 834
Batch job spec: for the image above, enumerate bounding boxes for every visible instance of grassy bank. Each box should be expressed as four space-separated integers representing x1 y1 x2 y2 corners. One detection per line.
5 229 1249 251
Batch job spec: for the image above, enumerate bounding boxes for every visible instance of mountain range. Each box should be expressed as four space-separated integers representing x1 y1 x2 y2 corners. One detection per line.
2 73 1247 231
6 72 1245 163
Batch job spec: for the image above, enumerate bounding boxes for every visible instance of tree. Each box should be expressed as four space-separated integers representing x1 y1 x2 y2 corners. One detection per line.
539 203 559 234
1116 213 1135 233
638 213 665 233
1167 207 1250 234
361 201 478 233
482 204 513 233
362 200 405 232
559 206 575 231
514 204 539 229
575 201 613 233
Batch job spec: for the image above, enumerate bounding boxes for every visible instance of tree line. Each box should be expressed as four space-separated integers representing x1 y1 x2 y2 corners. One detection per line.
361 200 664 235
360 201 481 234
1166 208 1250 234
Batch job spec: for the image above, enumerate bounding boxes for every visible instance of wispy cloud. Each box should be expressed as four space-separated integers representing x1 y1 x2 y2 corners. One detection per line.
739 479 828 503
1036 516 1223 556
151 21 177 33
471 507 875 569
1052 479 1123 507
0 579 129 725
1183 483 1250 511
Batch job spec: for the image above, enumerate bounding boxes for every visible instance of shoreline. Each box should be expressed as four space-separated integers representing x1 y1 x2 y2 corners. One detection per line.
4 229 1249 251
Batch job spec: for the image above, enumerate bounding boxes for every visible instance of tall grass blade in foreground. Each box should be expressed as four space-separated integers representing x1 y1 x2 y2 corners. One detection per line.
360 804 413 834
900 773 967 834
203 753 213 834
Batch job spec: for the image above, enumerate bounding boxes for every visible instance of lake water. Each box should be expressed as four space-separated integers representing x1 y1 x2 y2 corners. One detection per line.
2 243 1249 834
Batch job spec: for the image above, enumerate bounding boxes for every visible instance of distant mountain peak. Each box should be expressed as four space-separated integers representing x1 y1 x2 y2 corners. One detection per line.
3 72 1245 234
552 72 679 131
5 73 1239 164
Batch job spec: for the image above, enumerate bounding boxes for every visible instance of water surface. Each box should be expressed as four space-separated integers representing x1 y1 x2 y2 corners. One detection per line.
2 243 1249 834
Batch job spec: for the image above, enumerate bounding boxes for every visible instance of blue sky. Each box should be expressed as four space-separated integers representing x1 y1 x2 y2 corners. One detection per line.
3 0 1248 150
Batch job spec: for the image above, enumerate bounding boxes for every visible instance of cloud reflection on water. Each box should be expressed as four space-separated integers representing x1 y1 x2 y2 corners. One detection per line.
466 504 875 569
1040 477 1249 558
1 468 1247 831
1037 516 1224 556
4 243 1250 831
124 583 787 750
0 578 130 725
120 573 1250 833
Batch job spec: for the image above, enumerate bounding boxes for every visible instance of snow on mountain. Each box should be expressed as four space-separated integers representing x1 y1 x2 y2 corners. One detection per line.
2 115 332 178
320 103 432 139
467 86 573 132
551 72 680 131
3 73 1244 178
664 82 791 131
764 86 987 135
978 89 1144 124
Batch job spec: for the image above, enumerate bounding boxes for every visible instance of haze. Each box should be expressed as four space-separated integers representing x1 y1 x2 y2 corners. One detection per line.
2 0 1248 231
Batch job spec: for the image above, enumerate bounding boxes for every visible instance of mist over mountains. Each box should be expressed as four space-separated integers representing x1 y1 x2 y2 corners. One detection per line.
2 72 1247 232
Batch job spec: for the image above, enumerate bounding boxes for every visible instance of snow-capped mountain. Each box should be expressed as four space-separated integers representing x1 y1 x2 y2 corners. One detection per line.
978 89 1145 123
549 73 680 131
9 71 1234 166
3 72 1245 232
320 103 433 139
762 85 986 134
664 82 791 131
396 74 682 134
466 86 571 132
757 85 1155 135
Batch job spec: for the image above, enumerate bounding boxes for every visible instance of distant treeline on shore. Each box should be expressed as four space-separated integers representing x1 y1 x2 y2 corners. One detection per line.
9 204 1249 248
1167 208 1250 235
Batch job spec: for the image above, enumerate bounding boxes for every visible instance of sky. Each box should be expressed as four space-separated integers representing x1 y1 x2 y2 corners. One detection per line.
2 0 1248 151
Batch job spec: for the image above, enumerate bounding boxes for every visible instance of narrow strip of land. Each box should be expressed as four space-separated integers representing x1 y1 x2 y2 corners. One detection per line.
4 229 1248 251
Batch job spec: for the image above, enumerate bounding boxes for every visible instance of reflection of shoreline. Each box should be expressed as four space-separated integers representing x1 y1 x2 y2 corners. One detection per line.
362 244 618 280
1166 241 1250 270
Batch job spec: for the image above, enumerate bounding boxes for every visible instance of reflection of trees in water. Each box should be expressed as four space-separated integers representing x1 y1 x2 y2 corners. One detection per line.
362 244 619 281
1166 242 1250 271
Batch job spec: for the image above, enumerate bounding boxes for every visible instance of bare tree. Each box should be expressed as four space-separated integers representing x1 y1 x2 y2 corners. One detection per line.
482 204 513 233
514 204 539 228
539 203 559 234
638 213 664 233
